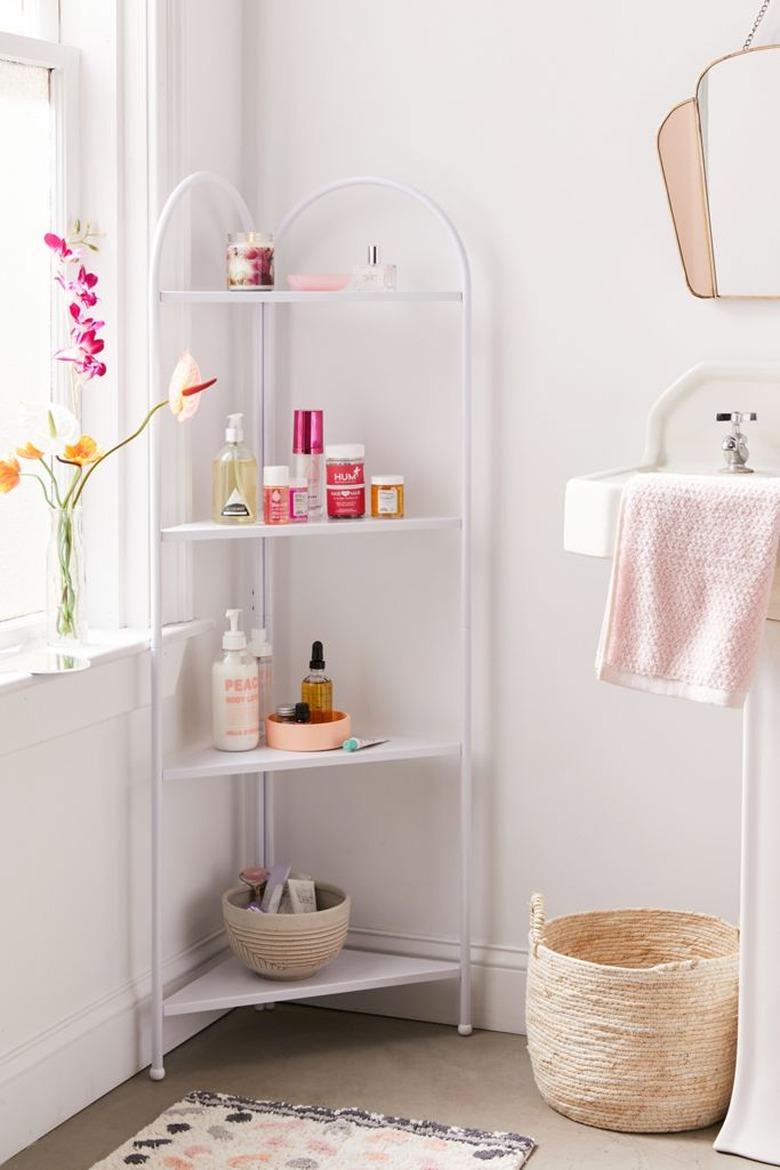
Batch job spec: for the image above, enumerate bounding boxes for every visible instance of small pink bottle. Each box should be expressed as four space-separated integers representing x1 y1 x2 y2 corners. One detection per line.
263 466 289 524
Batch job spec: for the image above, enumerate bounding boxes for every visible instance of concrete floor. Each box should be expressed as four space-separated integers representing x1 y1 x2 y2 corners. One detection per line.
5 1005 764 1170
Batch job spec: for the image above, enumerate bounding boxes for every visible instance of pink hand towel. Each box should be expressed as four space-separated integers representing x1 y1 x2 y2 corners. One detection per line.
596 472 780 707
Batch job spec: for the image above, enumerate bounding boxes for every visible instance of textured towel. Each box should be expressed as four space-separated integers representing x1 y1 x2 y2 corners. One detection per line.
596 472 780 707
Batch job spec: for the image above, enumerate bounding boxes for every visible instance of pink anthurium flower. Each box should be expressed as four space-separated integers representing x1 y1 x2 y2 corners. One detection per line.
168 350 217 422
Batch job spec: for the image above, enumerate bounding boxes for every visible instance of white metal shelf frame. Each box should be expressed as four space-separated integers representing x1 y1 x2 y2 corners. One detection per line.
148 171 472 1080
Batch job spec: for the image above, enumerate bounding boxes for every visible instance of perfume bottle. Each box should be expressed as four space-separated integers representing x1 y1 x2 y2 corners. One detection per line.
212 413 258 524
301 640 333 724
351 244 397 291
292 409 324 519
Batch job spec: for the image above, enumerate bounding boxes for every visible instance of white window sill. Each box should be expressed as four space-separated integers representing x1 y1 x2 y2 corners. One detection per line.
0 618 212 698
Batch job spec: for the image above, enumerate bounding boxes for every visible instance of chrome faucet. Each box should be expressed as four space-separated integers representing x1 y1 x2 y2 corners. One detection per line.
717 411 757 474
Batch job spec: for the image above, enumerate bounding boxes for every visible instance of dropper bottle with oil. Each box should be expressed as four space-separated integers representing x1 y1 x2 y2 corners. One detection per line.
301 640 333 723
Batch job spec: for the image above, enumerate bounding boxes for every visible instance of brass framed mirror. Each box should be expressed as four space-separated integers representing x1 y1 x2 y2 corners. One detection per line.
659 4 780 298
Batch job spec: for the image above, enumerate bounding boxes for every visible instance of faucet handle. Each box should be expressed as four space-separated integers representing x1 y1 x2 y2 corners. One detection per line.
716 411 757 425
717 412 756 474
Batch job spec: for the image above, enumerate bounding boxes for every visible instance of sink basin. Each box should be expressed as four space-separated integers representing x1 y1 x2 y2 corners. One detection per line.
564 361 780 1164
564 362 780 616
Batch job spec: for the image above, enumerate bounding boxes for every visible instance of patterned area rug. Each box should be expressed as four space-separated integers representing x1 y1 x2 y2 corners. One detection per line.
89 1090 535 1168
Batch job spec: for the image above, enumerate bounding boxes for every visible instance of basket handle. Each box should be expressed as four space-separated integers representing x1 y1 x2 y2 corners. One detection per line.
529 892 546 956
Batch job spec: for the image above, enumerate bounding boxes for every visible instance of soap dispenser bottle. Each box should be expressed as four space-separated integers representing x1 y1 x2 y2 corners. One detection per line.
213 609 259 751
248 626 273 739
301 640 333 724
212 412 258 523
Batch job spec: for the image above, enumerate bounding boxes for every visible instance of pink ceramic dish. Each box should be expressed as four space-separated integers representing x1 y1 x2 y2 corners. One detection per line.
265 711 351 751
287 274 351 292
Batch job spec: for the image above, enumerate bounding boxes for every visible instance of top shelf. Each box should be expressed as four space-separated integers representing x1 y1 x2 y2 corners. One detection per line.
159 289 463 305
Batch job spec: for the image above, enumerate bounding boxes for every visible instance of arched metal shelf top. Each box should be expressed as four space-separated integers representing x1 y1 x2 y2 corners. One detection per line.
149 172 470 304
274 175 471 297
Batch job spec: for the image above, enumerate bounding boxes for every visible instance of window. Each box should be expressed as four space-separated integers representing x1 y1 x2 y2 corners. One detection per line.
0 57 51 622
0 29 76 630
0 1 58 40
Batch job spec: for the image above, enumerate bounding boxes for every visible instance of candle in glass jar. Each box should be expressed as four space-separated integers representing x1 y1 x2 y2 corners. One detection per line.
227 232 274 289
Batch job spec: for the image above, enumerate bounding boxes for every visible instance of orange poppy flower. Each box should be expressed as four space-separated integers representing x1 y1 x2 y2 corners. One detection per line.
0 458 20 493
16 441 44 460
63 435 100 465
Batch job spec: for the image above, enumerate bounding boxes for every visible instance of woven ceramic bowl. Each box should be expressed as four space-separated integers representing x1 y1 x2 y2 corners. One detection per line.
222 881 350 981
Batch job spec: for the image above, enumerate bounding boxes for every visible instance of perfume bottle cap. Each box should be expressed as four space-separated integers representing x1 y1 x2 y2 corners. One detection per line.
225 413 244 442
293 409 324 454
223 608 247 651
309 640 325 670
294 702 311 723
368 244 379 265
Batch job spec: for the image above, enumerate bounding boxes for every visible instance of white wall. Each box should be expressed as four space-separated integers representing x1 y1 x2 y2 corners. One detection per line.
241 0 780 1027
0 1 248 1161
6 2 780 1157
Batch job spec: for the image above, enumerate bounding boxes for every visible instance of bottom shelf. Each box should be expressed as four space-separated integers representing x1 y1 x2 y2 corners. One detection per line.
164 948 460 1016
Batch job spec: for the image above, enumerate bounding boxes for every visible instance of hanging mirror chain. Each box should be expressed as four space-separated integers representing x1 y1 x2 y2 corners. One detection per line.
744 0 773 50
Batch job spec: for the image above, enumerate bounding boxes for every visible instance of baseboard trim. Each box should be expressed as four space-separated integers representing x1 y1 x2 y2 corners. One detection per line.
0 928 528 1162
312 926 528 1036
0 930 228 1164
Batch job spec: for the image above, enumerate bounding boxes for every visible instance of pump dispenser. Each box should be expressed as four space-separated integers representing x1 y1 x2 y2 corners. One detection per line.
248 627 273 738
212 412 258 523
301 639 333 724
212 608 260 751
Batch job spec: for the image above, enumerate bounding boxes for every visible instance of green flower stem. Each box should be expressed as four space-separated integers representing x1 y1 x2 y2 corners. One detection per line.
62 464 82 508
71 398 168 508
21 473 55 509
38 458 64 508
54 508 78 638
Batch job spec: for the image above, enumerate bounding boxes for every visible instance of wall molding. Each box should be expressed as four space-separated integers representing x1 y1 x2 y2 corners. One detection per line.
330 927 528 1036
0 923 526 1164
0 930 228 1164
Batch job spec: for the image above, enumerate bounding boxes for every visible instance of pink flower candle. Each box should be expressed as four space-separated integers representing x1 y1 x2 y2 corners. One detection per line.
227 232 274 289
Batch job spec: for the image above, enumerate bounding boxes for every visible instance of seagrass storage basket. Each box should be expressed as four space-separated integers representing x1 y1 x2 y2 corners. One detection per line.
525 894 738 1133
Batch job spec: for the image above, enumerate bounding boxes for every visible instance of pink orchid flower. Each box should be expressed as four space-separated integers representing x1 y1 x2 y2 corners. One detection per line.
43 232 73 259
68 302 105 335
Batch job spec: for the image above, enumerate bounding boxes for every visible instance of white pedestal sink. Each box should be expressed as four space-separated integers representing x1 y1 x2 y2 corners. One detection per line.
564 362 780 1165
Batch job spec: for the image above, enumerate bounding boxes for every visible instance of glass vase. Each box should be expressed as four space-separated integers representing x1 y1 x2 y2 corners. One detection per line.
47 505 86 646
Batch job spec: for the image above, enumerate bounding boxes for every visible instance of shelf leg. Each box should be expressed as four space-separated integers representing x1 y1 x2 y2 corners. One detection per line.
150 646 165 1080
458 747 473 1036
458 272 473 1038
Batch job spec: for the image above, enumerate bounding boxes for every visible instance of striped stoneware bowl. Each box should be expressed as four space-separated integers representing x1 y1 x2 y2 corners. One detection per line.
222 882 350 981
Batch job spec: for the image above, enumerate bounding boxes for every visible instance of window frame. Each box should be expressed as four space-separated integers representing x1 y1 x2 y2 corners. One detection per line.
0 29 79 648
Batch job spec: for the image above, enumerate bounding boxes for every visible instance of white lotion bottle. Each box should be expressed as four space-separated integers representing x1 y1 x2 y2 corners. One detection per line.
248 627 273 742
213 609 260 751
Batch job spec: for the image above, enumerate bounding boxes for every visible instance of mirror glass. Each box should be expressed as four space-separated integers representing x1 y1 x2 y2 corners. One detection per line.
698 48 780 296
659 45 780 298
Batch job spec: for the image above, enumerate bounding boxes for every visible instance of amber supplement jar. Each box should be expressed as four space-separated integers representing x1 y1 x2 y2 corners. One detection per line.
371 475 404 519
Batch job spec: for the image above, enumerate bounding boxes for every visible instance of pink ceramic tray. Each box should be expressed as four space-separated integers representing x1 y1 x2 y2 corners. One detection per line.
287 274 351 292
265 711 351 751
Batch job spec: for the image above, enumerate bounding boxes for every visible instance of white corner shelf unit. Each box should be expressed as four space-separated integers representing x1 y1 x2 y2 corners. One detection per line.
147 172 472 1080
